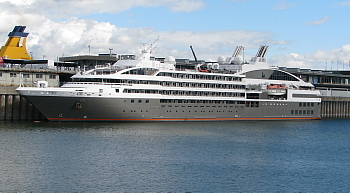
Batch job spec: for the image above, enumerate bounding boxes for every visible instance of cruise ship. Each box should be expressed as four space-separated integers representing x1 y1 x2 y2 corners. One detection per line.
16 38 321 121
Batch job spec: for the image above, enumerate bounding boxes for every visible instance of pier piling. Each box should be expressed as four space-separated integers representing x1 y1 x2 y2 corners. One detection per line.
0 94 44 121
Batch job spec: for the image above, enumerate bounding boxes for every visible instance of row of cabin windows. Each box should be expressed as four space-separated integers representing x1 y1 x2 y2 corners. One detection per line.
73 78 245 90
160 99 245 104
123 89 245 98
164 110 235 113
157 72 242 82
291 110 314 115
129 99 150 103
299 102 315 107
6 73 56 79
122 68 158 75
125 99 315 111
161 81 245 89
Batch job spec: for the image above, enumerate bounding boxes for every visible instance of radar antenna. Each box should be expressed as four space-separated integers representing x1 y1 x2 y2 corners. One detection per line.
140 36 159 54
149 36 159 54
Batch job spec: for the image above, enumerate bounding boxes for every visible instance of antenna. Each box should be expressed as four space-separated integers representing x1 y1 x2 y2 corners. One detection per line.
140 36 159 54
149 36 159 54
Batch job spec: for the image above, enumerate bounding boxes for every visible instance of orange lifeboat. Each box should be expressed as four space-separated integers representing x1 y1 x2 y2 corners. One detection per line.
267 84 286 95
198 69 209 73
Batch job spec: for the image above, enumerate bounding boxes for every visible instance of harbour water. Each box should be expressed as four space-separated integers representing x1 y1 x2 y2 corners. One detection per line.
0 119 349 192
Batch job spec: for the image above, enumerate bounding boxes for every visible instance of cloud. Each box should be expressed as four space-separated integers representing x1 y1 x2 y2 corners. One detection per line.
269 44 350 70
336 1 350 6
15 24 281 61
273 3 294 10
304 15 331 25
0 10 286 62
1 0 348 71
0 0 279 61
168 0 205 12
0 0 206 17
1 13 349 70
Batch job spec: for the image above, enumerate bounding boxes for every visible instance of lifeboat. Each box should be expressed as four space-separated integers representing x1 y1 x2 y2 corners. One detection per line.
198 69 209 73
267 84 286 95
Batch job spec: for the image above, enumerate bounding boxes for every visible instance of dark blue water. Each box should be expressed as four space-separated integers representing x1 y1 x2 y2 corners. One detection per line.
0 119 349 192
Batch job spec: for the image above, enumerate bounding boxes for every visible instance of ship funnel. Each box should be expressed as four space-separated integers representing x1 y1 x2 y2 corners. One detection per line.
232 46 244 57
251 45 269 63
0 26 33 60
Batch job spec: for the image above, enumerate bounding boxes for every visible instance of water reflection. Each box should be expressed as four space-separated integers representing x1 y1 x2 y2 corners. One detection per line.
0 120 349 192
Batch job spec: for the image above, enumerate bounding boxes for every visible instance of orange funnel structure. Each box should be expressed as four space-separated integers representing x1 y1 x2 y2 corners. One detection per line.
0 26 33 60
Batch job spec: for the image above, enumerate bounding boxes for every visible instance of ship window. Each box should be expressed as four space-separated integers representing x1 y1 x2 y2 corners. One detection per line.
0 73 2 77
295 110 298 114
245 69 299 81
131 99 134 103
99 89 103 93
146 100 149 103
291 110 294 114
138 100 142 103
115 89 119 93
10 73 17 77
36 74 43 78
49 75 56 79
247 93 259 99
23 74 30 78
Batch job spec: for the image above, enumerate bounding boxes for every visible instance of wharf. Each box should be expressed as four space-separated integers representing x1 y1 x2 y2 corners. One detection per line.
321 97 350 118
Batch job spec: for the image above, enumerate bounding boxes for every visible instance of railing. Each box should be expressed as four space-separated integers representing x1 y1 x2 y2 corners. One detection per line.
65 82 129 86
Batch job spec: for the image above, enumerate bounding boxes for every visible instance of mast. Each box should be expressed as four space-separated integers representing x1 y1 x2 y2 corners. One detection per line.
139 37 159 60
190 45 198 64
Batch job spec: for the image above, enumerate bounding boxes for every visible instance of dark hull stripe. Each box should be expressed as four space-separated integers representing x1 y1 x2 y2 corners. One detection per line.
48 117 321 122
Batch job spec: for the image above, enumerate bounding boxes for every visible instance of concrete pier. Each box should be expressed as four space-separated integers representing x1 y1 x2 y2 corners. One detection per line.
321 97 350 118
0 94 45 121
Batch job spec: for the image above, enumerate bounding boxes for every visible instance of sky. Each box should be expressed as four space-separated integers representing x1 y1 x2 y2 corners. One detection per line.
1 0 350 70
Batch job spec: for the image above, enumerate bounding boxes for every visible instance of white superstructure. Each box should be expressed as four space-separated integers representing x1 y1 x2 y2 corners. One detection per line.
16 38 321 121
